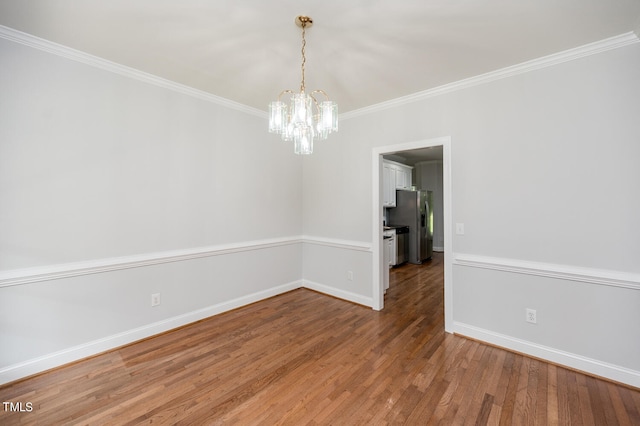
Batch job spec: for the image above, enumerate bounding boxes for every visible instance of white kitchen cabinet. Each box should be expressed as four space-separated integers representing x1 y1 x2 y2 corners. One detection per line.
395 166 412 190
383 160 413 207
383 162 396 207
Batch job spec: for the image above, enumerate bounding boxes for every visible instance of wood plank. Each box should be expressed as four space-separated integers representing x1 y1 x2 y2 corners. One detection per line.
547 364 559 426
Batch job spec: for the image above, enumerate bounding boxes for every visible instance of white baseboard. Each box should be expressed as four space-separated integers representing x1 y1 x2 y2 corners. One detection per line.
0 278 375 385
453 321 640 388
303 280 374 308
0 280 302 385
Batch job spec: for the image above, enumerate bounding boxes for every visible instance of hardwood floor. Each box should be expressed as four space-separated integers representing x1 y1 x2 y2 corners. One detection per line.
1 252 639 425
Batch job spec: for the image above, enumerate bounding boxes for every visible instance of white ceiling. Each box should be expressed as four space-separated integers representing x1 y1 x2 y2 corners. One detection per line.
385 146 444 166
1 0 639 114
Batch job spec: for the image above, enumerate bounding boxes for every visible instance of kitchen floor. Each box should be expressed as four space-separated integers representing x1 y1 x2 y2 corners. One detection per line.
388 251 442 289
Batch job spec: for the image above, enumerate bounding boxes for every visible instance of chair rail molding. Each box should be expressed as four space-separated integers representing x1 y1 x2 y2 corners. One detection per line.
453 253 640 290
0 237 304 288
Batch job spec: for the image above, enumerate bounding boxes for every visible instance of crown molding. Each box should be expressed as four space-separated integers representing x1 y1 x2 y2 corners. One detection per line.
341 31 640 120
2 25 638 124
0 25 267 118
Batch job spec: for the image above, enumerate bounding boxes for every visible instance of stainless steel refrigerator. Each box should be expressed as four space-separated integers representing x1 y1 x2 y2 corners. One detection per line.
388 189 433 264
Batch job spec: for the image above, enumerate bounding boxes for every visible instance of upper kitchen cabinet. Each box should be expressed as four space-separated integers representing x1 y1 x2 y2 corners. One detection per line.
383 162 396 207
394 163 412 190
383 160 413 207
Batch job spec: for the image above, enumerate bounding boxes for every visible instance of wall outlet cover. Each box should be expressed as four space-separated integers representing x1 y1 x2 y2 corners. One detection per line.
526 308 537 324
151 293 161 307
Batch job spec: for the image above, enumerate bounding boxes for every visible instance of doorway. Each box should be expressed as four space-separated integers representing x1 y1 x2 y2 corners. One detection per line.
371 137 453 333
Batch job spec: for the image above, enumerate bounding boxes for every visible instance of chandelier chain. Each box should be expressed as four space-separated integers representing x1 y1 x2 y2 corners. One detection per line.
300 22 306 93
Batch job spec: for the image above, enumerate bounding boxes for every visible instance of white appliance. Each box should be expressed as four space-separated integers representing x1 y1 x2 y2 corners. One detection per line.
383 229 395 291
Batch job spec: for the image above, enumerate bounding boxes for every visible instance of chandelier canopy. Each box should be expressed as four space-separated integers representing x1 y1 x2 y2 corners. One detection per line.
268 16 338 155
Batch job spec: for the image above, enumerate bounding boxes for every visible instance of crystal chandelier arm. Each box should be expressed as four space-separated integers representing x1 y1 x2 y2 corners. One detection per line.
309 89 332 109
308 92 322 109
277 89 295 101
310 89 330 100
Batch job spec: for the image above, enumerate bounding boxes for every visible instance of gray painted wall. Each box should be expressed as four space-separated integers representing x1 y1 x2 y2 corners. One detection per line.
0 37 303 381
303 42 640 384
2 33 639 386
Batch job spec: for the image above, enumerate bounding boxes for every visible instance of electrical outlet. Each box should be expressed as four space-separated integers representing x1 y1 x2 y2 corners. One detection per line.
526 308 537 324
151 293 161 307
347 270 354 281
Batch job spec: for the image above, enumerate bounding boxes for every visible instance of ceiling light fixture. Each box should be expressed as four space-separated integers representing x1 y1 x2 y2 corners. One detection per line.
268 15 338 155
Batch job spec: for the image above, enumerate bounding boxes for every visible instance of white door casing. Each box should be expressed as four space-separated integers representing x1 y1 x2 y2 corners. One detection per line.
371 136 453 333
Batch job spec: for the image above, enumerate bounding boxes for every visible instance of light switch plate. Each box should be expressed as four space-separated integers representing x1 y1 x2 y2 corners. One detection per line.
456 223 465 235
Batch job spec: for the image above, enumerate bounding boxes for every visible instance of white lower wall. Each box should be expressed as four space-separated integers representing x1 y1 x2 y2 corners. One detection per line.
302 237 373 307
452 254 640 387
0 240 303 385
0 236 380 385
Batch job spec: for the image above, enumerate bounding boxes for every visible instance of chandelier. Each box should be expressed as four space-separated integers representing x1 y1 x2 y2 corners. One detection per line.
268 16 338 155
